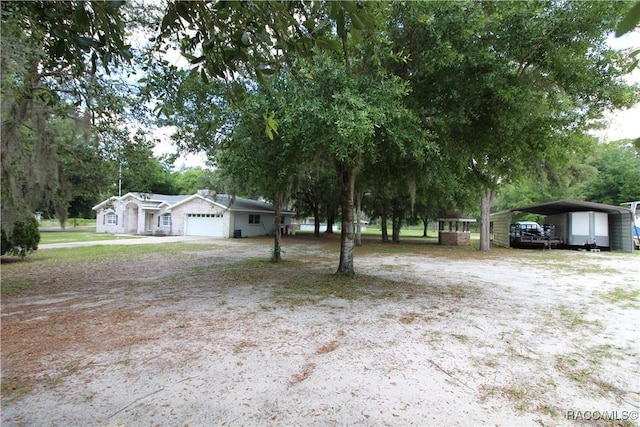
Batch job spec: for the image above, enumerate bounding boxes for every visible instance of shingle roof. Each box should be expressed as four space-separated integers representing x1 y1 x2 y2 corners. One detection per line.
214 195 288 212
144 194 191 204
97 192 294 215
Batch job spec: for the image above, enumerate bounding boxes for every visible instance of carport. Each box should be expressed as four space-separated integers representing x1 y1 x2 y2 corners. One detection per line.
490 199 635 252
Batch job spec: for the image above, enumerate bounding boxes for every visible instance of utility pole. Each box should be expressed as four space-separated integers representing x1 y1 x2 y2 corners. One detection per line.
118 163 122 197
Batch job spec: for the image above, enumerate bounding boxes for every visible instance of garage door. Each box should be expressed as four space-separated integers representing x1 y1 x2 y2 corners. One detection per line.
185 213 224 237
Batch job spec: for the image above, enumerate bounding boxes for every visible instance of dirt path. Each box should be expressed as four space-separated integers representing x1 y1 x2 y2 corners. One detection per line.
1 237 639 426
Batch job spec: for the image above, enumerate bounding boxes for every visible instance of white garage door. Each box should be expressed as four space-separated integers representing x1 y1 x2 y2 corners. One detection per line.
185 213 224 237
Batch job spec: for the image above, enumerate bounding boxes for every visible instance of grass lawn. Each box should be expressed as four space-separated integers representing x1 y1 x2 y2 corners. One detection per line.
38 228 137 245
38 219 96 228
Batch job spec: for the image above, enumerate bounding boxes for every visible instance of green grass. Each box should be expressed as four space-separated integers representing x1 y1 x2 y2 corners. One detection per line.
272 273 411 304
39 243 146 261
39 219 96 228
0 279 33 296
57 242 206 260
555 304 603 330
295 229 506 260
597 286 640 307
4 242 204 267
38 230 138 245
0 243 217 296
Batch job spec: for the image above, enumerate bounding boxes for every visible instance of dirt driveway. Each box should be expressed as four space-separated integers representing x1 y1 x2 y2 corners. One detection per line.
1 235 639 426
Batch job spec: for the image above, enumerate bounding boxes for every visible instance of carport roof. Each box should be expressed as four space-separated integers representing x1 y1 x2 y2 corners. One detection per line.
508 199 631 216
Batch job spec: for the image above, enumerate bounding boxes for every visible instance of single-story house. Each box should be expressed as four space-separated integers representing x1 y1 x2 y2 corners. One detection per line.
490 199 636 252
93 190 294 238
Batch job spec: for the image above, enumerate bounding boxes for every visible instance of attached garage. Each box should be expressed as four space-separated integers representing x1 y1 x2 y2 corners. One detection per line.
490 199 636 252
185 213 224 237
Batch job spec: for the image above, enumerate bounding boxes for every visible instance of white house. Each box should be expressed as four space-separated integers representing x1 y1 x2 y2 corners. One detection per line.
93 190 294 238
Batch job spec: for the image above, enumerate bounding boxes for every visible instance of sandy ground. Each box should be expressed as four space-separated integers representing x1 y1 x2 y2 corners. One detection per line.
1 236 639 427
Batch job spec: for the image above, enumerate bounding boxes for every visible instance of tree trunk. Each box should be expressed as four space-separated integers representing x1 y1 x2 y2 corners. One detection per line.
421 217 429 237
336 164 356 275
480 188 496 252
271 193 283 262
355 189 363 247
325 209 335 234
313 204 321 237
380 205 389 243
392 215 401 243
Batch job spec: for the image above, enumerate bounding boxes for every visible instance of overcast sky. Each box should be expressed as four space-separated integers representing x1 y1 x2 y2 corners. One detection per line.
591 31 640 142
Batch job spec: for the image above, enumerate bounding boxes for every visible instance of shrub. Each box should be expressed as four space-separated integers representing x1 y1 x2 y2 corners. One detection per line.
0 229 11 255
1 217 40 257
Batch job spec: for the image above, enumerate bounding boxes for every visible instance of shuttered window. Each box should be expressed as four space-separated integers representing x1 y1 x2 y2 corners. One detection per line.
106 213 117 225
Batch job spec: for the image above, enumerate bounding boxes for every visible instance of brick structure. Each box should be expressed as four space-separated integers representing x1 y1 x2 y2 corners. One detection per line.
439 231 471 245
437 217 476 246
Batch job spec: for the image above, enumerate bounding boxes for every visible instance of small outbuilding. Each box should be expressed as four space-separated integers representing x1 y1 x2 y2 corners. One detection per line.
437 217 477 246
490 199 636 252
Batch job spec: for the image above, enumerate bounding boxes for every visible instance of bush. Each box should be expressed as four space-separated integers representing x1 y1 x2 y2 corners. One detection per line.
0 229 11 255
1 217 40 257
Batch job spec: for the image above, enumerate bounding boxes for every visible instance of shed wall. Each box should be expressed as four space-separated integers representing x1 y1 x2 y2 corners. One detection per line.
490 211 511 248
609 212 633 252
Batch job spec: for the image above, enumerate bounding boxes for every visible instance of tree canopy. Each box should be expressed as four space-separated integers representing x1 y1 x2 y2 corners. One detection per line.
1 1 134 235
151 0 637 269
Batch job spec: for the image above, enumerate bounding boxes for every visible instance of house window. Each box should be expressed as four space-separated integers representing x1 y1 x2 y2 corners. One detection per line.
161 214 171 227
249 214 261 225
106 212 117 225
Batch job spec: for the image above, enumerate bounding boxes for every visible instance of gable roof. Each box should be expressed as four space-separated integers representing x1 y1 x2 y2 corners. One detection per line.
93 192 294 215
215 195 294 214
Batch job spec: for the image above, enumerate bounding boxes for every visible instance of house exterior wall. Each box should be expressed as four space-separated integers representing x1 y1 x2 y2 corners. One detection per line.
96 196 175 236
233 212 273 237
95 193 293 238
95 198 134 235
96 206 126 234
232 212 293 238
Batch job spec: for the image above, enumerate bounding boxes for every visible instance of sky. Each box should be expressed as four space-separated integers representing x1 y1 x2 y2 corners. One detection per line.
153 30 640 169
590 31 640 142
